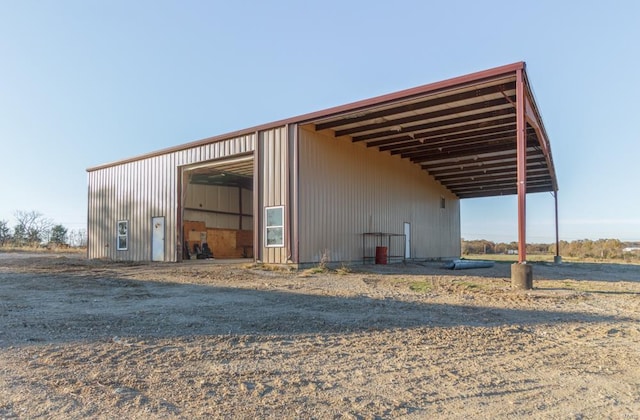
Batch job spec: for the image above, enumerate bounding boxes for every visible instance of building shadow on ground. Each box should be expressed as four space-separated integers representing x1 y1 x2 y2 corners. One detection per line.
1 268 635 348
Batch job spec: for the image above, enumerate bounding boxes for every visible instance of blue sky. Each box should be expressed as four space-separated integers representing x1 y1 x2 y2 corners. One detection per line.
1 1 638 243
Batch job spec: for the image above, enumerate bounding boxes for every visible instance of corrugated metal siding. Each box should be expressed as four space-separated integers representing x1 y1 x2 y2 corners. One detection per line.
87 134 255 261
241 187 253 230
259 126 289 264
184 184 252 229
298 127 460 264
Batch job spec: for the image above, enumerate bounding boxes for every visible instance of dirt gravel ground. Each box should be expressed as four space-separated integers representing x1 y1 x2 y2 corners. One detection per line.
1 252 639 419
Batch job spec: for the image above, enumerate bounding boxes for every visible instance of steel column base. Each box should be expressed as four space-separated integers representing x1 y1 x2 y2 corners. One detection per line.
511 263 533 290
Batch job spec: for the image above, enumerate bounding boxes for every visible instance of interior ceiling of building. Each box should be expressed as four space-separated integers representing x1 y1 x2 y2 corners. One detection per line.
188 158 253 190
309 71 557 199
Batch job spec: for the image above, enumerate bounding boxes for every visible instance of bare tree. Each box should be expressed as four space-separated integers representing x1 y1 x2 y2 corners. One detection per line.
68 228 87 248
0 220 10 246
13 210 53 246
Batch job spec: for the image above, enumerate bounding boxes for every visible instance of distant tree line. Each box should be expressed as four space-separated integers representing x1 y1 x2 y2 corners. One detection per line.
0 210 86 248
462 238 640 260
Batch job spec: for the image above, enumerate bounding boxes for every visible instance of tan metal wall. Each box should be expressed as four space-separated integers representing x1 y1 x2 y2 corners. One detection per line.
257 126 289 263
297 127 460 264
88 124 458 264
87 134 255 261
184 184 253 230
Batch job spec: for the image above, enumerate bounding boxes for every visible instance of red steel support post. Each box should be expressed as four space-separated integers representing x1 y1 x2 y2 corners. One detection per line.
555 191 560 257
516 68 527 263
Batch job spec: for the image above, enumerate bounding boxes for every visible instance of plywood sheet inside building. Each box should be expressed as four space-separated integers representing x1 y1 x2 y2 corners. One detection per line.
184 220 252 259
206 228 254 258
207 228 236 258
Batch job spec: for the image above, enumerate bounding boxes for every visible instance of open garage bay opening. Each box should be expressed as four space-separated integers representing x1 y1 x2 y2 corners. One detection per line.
181 155 254 261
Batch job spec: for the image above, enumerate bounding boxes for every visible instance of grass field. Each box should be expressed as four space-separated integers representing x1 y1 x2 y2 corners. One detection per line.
463 253 640 264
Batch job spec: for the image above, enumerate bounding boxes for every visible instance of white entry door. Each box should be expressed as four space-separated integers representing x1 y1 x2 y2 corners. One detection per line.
152 217 165 261
404 222 411 259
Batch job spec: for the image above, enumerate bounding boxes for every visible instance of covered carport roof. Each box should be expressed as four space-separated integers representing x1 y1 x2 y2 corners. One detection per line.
89 62 557 201
302 61 557 199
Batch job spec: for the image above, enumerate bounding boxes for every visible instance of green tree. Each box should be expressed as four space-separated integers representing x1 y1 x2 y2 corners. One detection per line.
50 224 68 245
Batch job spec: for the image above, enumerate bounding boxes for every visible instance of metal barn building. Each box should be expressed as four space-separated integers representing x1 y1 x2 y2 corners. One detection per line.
87 62 558 266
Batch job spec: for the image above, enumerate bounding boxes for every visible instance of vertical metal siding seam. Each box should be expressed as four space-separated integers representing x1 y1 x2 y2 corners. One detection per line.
102 168 108 258
291 124 299 263
101 169 105 258
96 170 100 257
88 173 92 258
265 130 272 262
117 166 122 260
172 153 178 261
275 128 282 207
281 126 288 263
88 172 93 258
86 172 90 259
105 168 110 259
109 167 114 259
108 167 114 259
132 163 138 261
139 161 146 262
127 163 132 260
252 133 258 262
92 171 96 258
113 167 119 259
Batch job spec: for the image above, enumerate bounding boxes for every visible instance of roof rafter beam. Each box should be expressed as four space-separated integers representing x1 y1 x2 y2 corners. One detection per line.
401 135 516 159
450 174 552 188
315 82 516 131
334 96 515 137
389 130 516 156
362 112 516 147
450 180 553 195
443 170 550 188
383 125 518 153
435 165 549 182
421 151 518 170
421 148 545 170
427 155 547 176
353 109 515 143
409 139 538 163
457 184 553 199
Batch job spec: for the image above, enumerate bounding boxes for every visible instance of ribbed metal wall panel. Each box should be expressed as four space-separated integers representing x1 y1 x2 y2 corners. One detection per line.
259 126 289 264
87 134 255 261
184 184 253 230
298 127 460 264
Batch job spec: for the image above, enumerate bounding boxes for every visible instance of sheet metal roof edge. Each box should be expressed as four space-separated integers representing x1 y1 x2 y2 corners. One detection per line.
87 62 526 172
522 69 559 192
